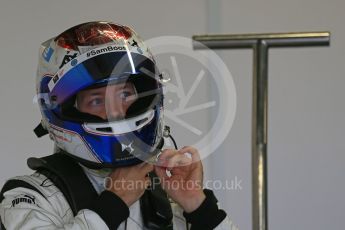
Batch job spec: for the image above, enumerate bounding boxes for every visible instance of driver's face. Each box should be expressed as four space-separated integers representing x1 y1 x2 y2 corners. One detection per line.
76 82 137 120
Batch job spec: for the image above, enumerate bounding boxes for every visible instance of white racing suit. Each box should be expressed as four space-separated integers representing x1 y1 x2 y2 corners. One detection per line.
0 161 238 230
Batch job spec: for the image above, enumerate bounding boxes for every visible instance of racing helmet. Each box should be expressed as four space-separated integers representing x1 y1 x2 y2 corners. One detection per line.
35 21 164 168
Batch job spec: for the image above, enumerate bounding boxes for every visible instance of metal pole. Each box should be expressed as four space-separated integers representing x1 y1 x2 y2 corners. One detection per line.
192 32 330 49
252 40 269 230
192 31 330 230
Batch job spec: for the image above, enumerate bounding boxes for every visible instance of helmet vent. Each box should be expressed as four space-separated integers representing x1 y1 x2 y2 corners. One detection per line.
96 127 113 132
135 118 148 127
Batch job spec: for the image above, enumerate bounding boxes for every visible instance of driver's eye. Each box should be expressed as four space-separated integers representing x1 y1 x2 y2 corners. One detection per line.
119 91 132 99
89 98 104 106
118 88 137 102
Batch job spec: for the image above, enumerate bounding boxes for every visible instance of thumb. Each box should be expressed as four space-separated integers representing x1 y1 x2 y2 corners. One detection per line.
154 166 168 180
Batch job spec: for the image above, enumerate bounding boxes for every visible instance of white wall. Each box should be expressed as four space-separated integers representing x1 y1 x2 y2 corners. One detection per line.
0 0 344 230
207 0 345 229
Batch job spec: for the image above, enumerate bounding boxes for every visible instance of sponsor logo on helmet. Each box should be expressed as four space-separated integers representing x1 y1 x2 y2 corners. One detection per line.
137 47 143 54
71 59 78 66
121 141 134 153
86 45 126 58
43 46 54 62
50 126 73 143
130 39 139 47
59 51 78 69
52 74 59 84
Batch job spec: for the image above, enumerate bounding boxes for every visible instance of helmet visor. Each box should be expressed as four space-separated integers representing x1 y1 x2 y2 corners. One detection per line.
47 47 161 123
48 47 158 105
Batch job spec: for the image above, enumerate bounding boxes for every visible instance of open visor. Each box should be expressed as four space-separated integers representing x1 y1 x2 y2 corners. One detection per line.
48 48 162 123
49 48 158 104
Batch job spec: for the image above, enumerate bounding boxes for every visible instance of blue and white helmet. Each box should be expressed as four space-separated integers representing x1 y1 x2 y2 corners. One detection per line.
36 21 164 168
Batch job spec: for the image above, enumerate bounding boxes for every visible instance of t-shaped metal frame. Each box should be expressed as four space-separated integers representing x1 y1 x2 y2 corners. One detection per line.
192 31 330 230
